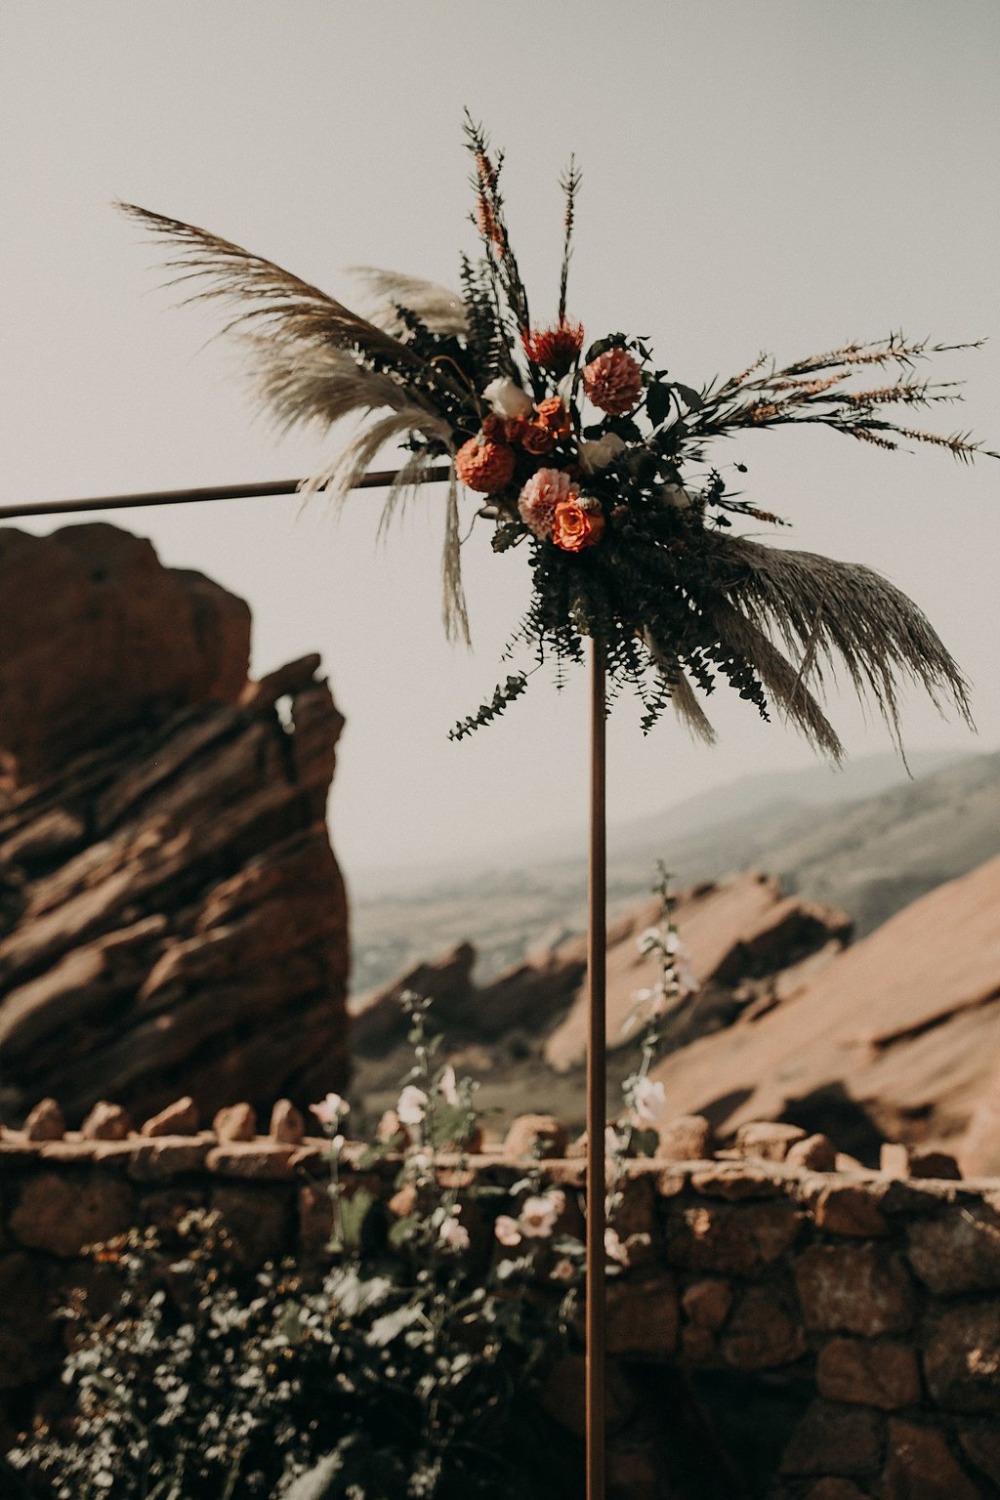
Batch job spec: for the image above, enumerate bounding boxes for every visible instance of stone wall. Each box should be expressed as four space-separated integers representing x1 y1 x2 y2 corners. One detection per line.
2 1115 1000 1497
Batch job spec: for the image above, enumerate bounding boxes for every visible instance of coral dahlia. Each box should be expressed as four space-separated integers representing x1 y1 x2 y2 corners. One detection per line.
455 435 516 494
582 347 644 415
522 321 585 375
517 467 577 539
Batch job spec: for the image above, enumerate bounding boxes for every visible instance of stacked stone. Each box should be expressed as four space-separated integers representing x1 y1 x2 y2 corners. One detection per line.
2 1107 999 1493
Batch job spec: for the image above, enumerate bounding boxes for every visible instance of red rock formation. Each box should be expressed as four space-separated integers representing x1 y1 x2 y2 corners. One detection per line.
0 524 349 1123
0 523 251 785
647 854 1000 1160
351 873 851 1126
543 872 850 1072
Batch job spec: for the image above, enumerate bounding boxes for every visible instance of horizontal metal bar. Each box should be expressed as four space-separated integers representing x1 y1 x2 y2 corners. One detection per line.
0 466 453 524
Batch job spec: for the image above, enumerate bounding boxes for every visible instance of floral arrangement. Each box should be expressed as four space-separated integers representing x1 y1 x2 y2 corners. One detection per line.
119 117 991 751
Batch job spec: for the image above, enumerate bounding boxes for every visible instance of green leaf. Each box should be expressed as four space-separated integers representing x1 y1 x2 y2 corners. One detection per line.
645 381 671 428
338 1188 375 1252
368 1302 424 1348
673 382 703 411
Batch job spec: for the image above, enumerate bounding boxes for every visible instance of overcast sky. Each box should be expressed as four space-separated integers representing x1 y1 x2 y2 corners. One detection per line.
3 2 998 881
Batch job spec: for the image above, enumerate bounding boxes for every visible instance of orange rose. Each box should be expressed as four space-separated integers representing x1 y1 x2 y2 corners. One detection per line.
534 397 572 439
551 498 605 552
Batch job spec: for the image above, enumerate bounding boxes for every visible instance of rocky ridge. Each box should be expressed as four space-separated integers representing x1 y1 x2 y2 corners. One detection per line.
351 872 852 1130
0 524 350 1124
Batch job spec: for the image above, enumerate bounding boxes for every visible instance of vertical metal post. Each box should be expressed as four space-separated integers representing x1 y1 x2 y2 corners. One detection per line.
586 636 607 1500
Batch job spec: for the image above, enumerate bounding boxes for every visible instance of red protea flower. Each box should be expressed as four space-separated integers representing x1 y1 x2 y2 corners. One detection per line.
582 347 644 415
522 321 585 376
455 435 516 494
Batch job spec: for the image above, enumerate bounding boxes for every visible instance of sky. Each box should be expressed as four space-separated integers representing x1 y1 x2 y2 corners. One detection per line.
2 2 998 883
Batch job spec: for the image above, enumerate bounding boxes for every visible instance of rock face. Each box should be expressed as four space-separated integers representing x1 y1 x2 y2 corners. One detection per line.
0 524 251 785
542 873 851 1073
351 872 851 1123
0 523 349 1123
647 854 1000 1162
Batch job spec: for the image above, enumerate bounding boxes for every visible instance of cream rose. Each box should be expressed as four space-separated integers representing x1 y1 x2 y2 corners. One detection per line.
483 376 533 419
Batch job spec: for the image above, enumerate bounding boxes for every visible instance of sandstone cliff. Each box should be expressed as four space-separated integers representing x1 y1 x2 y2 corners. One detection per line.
0 523 349 1124
648 853 1000 1166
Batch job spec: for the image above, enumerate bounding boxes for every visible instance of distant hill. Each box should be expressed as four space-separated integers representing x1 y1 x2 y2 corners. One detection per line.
350 747 999 996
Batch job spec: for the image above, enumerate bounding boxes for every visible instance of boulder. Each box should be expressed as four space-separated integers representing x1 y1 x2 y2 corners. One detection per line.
0 524 349 1123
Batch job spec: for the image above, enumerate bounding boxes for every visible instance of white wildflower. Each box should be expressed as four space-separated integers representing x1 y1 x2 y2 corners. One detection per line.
396 1085 429 1128
438 1065 460 1107
672 947 700 997
632 1077 667 1126
439 1207 470 1252
605 1228 630 1266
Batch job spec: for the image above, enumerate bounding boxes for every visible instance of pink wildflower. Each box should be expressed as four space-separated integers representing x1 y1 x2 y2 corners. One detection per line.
605 1228 630 1267
310 1093 349 1128
518 1190 565 1239
495 1215 522 1248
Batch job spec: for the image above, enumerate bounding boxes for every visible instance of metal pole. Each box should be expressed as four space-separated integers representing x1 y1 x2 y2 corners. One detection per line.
0 466 453 523
586 635 607 1500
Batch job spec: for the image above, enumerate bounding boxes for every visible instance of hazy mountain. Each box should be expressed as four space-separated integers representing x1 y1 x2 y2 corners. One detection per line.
350 747 998 996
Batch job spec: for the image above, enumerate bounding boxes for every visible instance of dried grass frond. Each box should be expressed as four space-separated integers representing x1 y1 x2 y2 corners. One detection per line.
882 424 998 463
297 406 468 643
346 266 468 337
118 204 472 416
667 666 718 745
705 596 845 760
713 536 974 754
642 633 717 744
245 338 420 436
120 203 416 361
442 466 470 644
299 405 452 507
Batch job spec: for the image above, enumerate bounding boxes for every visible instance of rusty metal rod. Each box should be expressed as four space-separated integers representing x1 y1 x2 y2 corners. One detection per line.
0 466 453 523
586 636 608 1500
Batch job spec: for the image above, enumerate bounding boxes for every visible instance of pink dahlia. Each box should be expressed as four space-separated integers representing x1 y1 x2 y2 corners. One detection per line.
517 467 577 539
582 347 644 415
